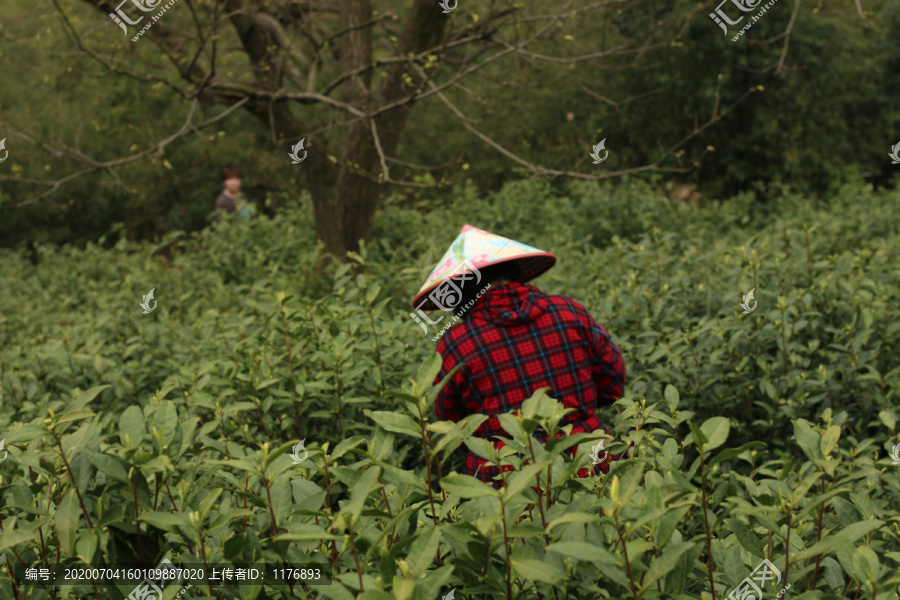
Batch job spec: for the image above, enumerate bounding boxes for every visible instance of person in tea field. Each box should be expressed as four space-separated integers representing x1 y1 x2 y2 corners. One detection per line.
213 166 253 223
410 225 626 489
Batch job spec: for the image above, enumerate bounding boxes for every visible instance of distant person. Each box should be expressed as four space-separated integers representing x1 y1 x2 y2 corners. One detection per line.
214 166 252 223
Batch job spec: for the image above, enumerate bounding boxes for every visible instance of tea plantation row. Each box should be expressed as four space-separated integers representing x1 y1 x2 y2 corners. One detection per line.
1 180 899 599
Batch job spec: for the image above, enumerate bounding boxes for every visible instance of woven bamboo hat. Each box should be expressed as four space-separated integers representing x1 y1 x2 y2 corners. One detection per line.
410 224 556 311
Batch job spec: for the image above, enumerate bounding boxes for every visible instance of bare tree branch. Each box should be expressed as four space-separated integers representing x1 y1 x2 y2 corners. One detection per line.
410 60 759 181
1 98 249 207
776 0 802 76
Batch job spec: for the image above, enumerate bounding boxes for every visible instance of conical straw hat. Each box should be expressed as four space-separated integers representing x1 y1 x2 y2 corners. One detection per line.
411 224 556 311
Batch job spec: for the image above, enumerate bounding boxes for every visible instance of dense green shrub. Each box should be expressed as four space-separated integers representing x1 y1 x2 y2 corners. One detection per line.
1 181 899 599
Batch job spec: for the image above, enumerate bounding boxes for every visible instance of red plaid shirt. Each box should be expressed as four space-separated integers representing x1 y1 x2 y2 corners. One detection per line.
434 282 626 488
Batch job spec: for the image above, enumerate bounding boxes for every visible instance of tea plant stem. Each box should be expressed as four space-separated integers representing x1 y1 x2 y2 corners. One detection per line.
62 332 76 384
365 303 386 397
52 431 94 529
422 421 446 503
811 478 825 588
337 361 345 438
780 304 789 376
280 306 294 375
241 474 250 533
804 228 812 287
699 453 716 600
615 239 626 276
524 435 551 539
132 458 142 564
744 388 754 422
784 509 792 589
56 484 62 563
252 377 274 438
324 460 338 564
165 479 180 511
434 447 447 504
197 532 215 596
347 524 364 591
653 228 661 292
416 406 440 526
380 484 397 549
546 465 553 511
500 499 513 600
262 476 282 534
10 567 22 600
614 515 639 600
683 334 701 399
32 474 52 569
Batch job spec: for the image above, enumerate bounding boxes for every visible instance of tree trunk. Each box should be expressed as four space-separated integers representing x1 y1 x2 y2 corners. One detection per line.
333 0 378 257
325 0 447 257
225 0 339 254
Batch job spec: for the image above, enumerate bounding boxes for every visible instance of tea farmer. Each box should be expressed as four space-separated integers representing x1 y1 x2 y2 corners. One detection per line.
411 225 626 489
213 166 252 223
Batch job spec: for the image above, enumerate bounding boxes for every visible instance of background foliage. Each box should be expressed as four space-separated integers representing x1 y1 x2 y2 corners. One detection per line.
0 0 899 247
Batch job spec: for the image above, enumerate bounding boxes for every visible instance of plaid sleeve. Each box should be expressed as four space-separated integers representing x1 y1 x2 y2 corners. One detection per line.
586 319 626 407
433 343 468 423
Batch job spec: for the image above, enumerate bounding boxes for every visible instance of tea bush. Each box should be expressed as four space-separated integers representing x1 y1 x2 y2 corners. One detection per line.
1 180 899 600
